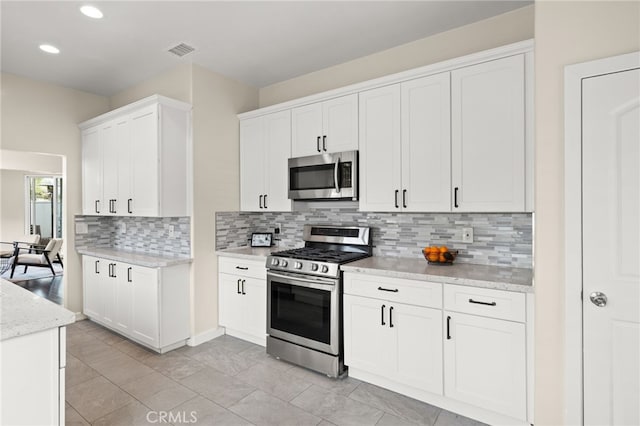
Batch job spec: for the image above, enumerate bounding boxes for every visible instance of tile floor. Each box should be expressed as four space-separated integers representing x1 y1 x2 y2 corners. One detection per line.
65 320 486 426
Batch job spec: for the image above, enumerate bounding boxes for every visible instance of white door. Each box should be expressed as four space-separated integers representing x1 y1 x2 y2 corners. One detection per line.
101 121 119 215
81 126 103 215
218 273 244 331
401 73 451 212
322 94 358 153
444 312 526 421
239 117 266 212
101 262 117 327
358 84 402 212
114 264 133 334
393 303 443 395
582 67 640 426
82 256 103 319
114 116 133 215
241 277 267 340
264 110 292 212
129 106 159 216
291 102 323 157
451 54 525 212
130 265 159 347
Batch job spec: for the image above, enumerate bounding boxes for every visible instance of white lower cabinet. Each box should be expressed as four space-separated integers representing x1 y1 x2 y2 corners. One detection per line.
218 256 267 346
343 272 532 426
82 255 189 352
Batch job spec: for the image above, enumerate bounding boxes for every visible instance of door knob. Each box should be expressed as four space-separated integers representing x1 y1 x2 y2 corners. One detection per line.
589 292 608 307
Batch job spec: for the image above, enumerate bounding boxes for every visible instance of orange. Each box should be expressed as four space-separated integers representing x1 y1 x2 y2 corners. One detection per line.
439 253 447 262
439 246 448 253
427 252 440 262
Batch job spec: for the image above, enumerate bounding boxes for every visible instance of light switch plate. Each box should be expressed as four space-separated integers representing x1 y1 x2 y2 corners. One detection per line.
75 223 89 234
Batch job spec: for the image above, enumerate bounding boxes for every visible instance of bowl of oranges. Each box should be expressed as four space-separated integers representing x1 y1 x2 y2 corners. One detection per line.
422 246 458 265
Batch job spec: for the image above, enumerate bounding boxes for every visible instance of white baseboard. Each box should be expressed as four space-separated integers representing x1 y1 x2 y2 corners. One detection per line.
75 312 87 321
187 327 225 346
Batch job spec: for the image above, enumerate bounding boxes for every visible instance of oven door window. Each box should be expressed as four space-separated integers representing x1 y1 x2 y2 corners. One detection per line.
270 281 331 344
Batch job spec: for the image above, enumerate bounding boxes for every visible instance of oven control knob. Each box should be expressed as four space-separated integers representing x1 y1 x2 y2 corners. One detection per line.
311 263 319 271
294 261 303 270
280 260 288 267
271 258 280 266
321 265 329 273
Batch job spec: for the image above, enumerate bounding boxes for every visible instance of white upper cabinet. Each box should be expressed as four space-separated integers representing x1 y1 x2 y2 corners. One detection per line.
291 94 358 157
80 95 191 217
240 110 292 212
451 54 526 212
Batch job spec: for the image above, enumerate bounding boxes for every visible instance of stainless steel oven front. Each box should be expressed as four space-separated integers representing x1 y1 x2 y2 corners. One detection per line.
267 270 340 355
288 150 358 201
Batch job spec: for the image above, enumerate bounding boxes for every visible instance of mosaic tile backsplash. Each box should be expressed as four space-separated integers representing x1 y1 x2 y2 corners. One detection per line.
216 209 532 268
75 216 191 257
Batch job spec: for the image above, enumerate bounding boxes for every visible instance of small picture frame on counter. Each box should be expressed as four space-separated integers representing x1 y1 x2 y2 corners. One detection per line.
250 232 273 247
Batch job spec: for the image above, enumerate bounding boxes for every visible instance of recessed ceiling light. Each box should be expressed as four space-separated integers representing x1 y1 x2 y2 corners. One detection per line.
80 5 103 19
39 44 60 54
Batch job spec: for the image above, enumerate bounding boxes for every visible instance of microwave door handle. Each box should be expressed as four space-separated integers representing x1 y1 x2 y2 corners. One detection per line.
334 158 341 193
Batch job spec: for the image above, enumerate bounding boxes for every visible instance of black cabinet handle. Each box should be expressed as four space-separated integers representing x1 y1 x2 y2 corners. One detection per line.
394 190 399 208
454 187 459 208
381 304 386 326
127 199 133 214
111 263 116 278
237 279 241 294
235 266 249 270
259 194 263 209
95 260 99 274
317 136 321 152
241 279 246 295
468 298 497 306
107 263 112 277
112 199 117 214
322 135 327 151
127 267 132 283
264 194 268 209
402 189 407 208
389 306 394 328
378 286 398 293
95 200 100 214
447 316 452 340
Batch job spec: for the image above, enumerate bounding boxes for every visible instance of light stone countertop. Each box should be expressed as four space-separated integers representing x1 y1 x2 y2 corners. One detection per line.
77 247 193 267
1 279 75 341
216 245 300 261
341 257 533 293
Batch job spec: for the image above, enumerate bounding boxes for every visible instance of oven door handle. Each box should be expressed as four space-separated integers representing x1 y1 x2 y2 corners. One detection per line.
334 158 341 194
268 272 337 291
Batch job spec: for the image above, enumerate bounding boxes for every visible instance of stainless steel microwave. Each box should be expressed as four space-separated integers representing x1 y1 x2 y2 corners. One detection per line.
288 150 358 201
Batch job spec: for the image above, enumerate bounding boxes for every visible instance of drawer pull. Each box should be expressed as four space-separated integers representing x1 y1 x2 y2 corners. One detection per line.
378 286 399 293
468 298 497 306
235 266 249 270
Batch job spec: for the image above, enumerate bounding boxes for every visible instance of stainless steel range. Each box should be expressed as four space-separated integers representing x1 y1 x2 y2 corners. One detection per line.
266 225 372 378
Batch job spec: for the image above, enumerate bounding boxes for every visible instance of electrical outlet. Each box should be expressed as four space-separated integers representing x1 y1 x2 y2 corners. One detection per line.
75 223 89 234
119 222 126 234
462 227 473 243
168 225 175 237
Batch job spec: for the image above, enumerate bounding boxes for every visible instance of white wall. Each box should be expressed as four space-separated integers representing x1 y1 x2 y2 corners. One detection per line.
0 72 109 312
534 1 640 424
0 170 27 243
259 5 534 106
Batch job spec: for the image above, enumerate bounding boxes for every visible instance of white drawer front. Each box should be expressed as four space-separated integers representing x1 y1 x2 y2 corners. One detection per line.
344 273 442 309
218 256 266 280
444 284 525 322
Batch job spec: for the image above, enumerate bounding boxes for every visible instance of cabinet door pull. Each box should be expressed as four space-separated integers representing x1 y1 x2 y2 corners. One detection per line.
237 279 241 294
402 189 407 208
241 279 246 295
389 306 394 328
127 199 133 214
377 286 399 293
468 298 497 306
263 194 268 209
95 200 100 214
381 304 386 326
235 266 249 270
127 267 132 283
107 263 112 277
112 199 117 214
111 263 116 278
394 190 399 208
454 187 459 208
322 135 327 151
447 316 452 340
95 260 99 274
259 195 263 209
317 136 321 153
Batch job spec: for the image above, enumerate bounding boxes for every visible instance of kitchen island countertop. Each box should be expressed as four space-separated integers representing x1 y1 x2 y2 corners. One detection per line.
341 256 533 293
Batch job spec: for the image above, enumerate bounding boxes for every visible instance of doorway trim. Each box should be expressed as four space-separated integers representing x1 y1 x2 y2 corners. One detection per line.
564 50 640 425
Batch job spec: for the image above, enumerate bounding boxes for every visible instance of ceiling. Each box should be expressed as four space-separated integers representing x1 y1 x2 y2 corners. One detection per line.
1 1 531 97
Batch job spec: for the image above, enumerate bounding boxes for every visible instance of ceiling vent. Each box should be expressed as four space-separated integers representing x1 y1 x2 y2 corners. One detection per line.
168 43 195 57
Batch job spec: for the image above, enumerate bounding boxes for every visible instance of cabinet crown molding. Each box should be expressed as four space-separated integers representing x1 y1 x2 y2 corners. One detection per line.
79 94 192 130
239 39 533 120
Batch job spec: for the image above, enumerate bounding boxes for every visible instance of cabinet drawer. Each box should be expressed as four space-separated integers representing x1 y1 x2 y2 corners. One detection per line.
218 256 266 280
443 284 525 322
344 273 442 309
